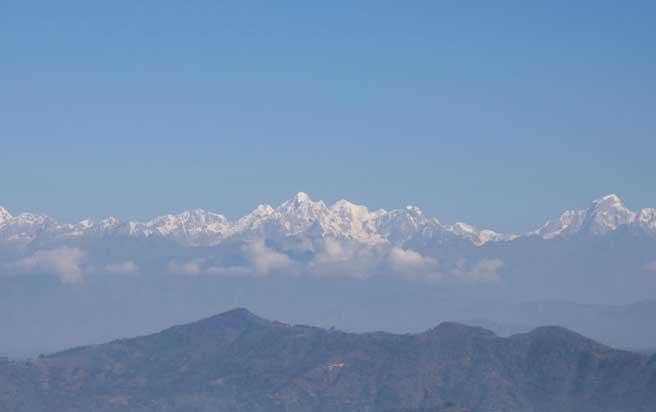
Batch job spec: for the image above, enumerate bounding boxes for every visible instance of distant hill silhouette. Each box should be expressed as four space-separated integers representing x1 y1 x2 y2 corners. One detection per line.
1 308 655 412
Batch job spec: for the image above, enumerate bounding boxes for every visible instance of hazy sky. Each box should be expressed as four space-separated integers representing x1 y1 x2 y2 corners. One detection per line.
2 1 655 232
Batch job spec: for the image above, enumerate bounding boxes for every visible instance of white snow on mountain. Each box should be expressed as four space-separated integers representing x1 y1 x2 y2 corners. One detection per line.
1 193 654 251
373 205 441 245
230 204 275 237
0 207 12 226
127 209 230 246
268 192 330 236
3 193 656 284
529 194 651 239
325 199 385 244
448 222 518 246
0 212 59 246
637 208 656 235
529 209 587 239
582 194 636 236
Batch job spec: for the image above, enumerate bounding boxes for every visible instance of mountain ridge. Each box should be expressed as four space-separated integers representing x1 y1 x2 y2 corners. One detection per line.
1 308 655 412
1 193 654 249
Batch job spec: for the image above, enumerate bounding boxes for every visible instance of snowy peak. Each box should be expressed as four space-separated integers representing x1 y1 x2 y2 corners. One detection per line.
253 204 275 216
0 207 12 226
292 191 312 203
272 192 329 235
130 209 231 245
448 222 517 246
75 216 121 237
329 199 368 214
264 194 384 244
583 194 636 236
373 205 440 245
329 199 384 226
530 209 587 239
0 211 60 246
592 193 622 207
232 204 274 234
449 222 479 237
637 208 656 235
278 192 325 210
323 199 384 244
276 192 326 215
530 194 654 239
400 205 430 222
1 193 655 249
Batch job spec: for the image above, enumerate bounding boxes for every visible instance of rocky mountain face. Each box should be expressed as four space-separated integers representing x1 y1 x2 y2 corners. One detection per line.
0 309 654 412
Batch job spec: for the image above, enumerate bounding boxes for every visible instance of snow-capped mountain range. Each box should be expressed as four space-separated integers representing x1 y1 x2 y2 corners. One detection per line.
0 193 654 250
528 194 656 238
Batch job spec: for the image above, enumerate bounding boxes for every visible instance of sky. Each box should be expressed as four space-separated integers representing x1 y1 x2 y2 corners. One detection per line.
1 1 655 232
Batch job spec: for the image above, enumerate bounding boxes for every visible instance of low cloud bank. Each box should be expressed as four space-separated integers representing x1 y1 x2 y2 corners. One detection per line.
167 241 296 278
4 250 145 283
164 239 504 283
2 239 505 285
14 247 86 284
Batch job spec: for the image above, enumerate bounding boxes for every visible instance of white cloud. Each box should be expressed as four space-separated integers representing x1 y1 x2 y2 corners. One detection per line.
161 240 502 283
104 261 139 275
644 260 656 273
165 242 294 278
305 241 472 282
308 238 378 279
388 247 439 276
451 258 504 282
15 247 86 284
206 265 252 277
167 259 204 275
242 241 294 276
167 259 252 277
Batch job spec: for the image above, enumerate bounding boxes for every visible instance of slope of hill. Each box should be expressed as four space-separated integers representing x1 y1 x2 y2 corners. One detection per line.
1 309 654 412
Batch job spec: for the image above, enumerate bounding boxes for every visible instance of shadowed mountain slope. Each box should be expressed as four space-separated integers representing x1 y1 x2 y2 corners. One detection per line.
1 309 655 412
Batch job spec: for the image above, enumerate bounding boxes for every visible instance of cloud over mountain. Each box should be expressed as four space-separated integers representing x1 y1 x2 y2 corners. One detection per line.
0 193 655 291
387 247 440 280
13 247 86 283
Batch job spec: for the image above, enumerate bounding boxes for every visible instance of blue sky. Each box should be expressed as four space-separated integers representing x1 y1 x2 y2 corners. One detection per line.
1 1 655 232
